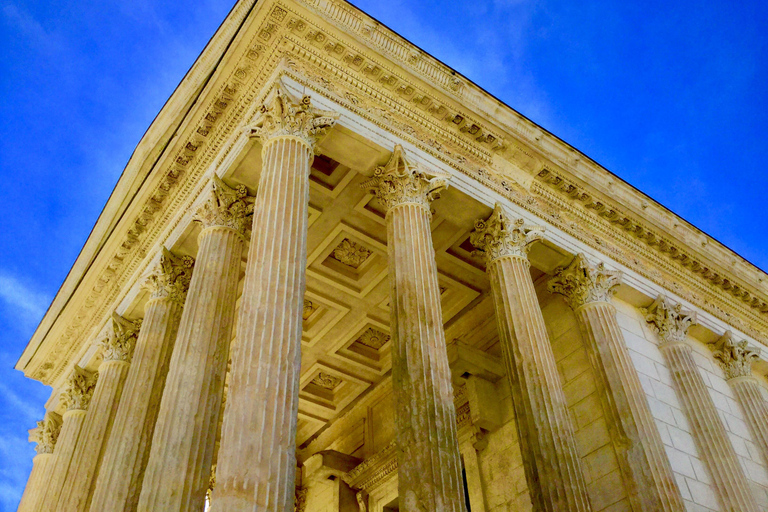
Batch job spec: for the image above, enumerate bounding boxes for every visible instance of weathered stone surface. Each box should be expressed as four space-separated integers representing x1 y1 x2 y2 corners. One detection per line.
17 412 61 512
549 254 685 512
471 204 592 512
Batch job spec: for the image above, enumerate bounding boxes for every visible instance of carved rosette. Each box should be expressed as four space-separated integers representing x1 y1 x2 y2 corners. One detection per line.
362 144 447 213
143 247 195 303
470 203 544 264
61 366 98 412
99 312 141 363
548 253 623 309
294 486 307 512
193 175 255 234
643 296 697 345
29 414 61 455
248 86 339 149
710 331 760 380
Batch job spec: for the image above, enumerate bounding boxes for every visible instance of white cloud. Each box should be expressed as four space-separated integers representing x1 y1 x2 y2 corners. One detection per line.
0 271 49 330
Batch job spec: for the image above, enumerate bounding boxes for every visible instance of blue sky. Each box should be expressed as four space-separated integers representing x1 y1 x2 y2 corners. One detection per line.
0 0 766 508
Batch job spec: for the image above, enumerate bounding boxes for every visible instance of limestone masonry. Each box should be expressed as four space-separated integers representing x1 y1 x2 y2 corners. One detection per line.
15 0 768 511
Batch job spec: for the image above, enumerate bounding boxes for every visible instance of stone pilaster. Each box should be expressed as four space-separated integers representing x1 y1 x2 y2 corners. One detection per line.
363 145 466 511
137 176 252 512
214 86 338 510
90 248 194 512
710 331 768 465
39 366 97 511
548 254 685 512
55 313 140 512
645 296 759 512
17 412 61 512
471 204 592 512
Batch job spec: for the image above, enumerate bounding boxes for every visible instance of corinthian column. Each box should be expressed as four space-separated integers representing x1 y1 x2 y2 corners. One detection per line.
39 366 97 510
17 412 61 512
362 145 466 511
90 248 194 512
214 86 338 510
137 176 253 512
56 313 140 512
548 254 684 512
470 204 592 512
644 297 759 512
710 331 768 465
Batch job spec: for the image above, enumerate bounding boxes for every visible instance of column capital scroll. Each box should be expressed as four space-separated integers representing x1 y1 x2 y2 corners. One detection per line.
643 295 697 346
143 247 195 303
470 203 543 264
548 253 623 309
194 175 255 234
247 85 338 148
99 312 141 363
61 366 98 412
710 331 760 380
362 144 447 213
29 412 61 455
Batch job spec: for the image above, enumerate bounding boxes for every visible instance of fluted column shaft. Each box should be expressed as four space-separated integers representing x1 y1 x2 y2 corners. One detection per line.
138 179 250 512
489 255 591 511
213 87 337 512
39 410 88 510
730 377 768 464
91 249 192 512
17 453 53 512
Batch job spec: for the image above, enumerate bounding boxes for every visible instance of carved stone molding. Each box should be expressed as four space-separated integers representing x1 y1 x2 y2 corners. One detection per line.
362 144 447 212
143 247 195 303
469 203 544 264
247 84 338 148
193 175 255 234
60 366 98 412
643 296 697 345
29 413 61 455
548 253 623 309
99 312 141 363
710 331 760 380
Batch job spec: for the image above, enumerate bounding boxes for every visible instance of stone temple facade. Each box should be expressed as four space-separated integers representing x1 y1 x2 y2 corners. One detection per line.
15 0 768 511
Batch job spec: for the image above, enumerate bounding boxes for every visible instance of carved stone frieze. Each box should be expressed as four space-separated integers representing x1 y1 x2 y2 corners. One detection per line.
193 175 255 234
469 203 544 264
710 331 760 380
99 312 141 363
362 144 447 212
29 413 61 455
331 239 371 269
60 366 98 412
548 253 623 309
143 247 195 303
643 296 697 345
247 85 338 148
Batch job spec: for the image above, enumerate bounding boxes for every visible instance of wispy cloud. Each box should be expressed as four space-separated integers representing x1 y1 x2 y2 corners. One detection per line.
0 271 49 331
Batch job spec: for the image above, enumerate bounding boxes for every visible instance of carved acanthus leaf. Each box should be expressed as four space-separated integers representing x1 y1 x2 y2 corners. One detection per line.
248 85 339 147
193 175 255 234
143 247 195 303
332 239 371 269
29 412 61 455
643 296 697 345
99 312 141 363
362 144 447 212
60 366 98 411
548 253 623 309
470 203 544 263
710 331 760 380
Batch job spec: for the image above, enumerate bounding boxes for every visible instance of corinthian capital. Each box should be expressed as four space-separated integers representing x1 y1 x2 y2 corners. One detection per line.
29 412 61 455
99 312 141 363
548 253 622 309
643 296 697 345
361 144 447 213
143 247 195 303
710 331 759 380
247 86 339 148
469 203 544 264
194 175 255 234
61 366 98 412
